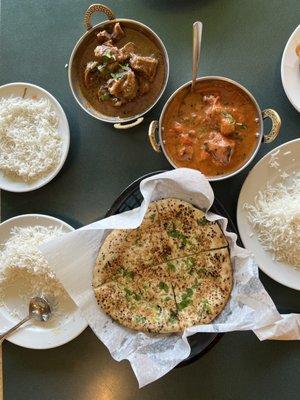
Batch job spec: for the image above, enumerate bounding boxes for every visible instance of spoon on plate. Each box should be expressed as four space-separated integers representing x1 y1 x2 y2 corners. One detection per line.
191 21 203 91
0 297 51 343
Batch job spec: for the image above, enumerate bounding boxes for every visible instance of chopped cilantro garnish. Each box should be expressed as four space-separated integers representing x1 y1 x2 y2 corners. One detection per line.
149 213 156 222
178 288 194 310
133 292 141 301
197 267 207 276
221 111 235 124
236 122 247 129
184 257 196 271
185 288 194 298
201 299 211 314
197 217 208 226
127 270 135 279
119 268 134 280
125 288 140 301
169 310 178 323
103 49 116 63
182 287 194 301
179 237 188 248
167 229 186 239
124 288 132 299
167 228 188 248
135 315 146 324
119 63 130 70
111 70 128 80
178 298 192 310
97 63 108 73
99 92 110 101
167 262 176 271
159 281 169 292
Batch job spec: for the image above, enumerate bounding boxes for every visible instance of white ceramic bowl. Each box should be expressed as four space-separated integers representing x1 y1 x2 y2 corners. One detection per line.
281 25 300 112
0 82 70 192
0 214 88 349
237 139 300 291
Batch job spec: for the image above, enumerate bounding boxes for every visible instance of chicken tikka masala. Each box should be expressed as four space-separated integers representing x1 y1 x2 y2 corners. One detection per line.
79 22 165 118
162 80 260 177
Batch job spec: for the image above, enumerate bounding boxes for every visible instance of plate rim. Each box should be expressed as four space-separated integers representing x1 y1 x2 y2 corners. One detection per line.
0 213 88 349
0 82 70 193
281 24 300 112
237 138 300 291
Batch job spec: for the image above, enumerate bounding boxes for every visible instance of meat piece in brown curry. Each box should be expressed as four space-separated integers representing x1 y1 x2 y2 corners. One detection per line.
162 80 260 177
82 22 162 113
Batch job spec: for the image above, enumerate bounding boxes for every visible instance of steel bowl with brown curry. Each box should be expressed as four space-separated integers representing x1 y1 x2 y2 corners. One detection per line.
77 22 166 119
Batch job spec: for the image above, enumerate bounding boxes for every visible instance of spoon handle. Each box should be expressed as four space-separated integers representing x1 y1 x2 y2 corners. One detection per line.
0 316 31 343
191 21 203 91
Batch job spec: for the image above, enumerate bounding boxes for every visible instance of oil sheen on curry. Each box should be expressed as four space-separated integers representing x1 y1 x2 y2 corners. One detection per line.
162 80 260 177
79 22 165 118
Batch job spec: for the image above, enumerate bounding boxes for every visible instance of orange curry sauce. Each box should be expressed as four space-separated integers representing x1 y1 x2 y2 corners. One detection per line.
162 80 260 177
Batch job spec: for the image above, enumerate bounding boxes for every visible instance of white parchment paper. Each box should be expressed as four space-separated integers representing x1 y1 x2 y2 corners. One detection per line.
40 169 298 387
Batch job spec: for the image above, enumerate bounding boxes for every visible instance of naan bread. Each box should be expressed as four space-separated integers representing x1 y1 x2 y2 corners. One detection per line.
93 198 232 333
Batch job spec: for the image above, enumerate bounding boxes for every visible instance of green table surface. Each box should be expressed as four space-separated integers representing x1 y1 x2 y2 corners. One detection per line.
1 0 300 399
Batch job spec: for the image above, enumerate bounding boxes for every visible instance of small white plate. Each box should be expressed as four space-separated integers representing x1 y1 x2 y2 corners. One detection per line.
0 214 87 349
281 25 300 112
237 139 300 291
0 82 70 192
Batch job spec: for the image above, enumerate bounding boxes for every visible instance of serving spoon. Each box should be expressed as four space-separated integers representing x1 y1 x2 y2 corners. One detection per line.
191 21 203 91
0 297 51 344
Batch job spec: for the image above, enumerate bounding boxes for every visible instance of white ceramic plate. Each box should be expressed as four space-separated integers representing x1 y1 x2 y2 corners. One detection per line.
0 82 70 192
281 25 300 112
0 214 87 349
237 139 300 290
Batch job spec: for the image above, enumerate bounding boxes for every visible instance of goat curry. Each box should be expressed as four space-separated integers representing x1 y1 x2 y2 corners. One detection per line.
162 80 260 177
79 22 166 118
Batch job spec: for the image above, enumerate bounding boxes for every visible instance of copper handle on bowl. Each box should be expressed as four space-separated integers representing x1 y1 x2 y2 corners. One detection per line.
114 117 144 130
262 109 281 143
84 3 115 31
148 121 161 152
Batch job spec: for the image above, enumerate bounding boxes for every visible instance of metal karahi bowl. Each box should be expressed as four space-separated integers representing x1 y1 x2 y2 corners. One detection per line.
148 76 281 181
68 4 169 130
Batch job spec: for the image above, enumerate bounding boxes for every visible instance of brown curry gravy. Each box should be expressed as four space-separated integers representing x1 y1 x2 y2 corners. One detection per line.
162 80 260 177
76 24 166 118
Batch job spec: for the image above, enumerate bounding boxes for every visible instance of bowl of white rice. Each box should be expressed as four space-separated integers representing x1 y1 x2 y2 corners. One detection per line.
0 82 70 192
0 214 88 349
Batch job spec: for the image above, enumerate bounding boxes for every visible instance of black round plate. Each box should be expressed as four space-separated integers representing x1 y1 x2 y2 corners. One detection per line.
106 171 240 367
